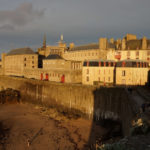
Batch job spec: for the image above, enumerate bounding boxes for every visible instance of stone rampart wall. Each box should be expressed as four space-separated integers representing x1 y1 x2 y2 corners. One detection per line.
0 75 136 135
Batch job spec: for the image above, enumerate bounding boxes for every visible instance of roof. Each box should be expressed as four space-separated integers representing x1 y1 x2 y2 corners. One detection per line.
116 60 148 67
70 43 99 51
119 39 150 50
83 60 148 67
7 48 35 56
83 60 115 67
45 54 63 60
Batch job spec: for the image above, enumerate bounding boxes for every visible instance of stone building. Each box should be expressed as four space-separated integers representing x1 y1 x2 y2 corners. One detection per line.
63 38 116 61
116 60 148 85
38 34 150 65
38 35 67 57
38 35 115 62
82 60 115 85
107 34 150 65
1 33 150 86
82 60 149 86
1 48 38 76
24 54 82 83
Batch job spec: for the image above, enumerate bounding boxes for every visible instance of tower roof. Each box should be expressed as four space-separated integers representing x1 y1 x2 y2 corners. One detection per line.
7 48 35 56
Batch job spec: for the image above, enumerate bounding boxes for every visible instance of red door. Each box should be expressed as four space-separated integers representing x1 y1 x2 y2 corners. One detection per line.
45 73 49 81
41 73 43 80
61 75 65 83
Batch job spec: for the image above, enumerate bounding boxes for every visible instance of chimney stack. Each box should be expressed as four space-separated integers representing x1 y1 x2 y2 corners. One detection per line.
142 36 147 50
99 38 107 50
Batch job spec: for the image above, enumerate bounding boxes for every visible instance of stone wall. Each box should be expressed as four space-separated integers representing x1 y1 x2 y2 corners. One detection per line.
0 76 136 135
0 68 3 75
23 68 82 83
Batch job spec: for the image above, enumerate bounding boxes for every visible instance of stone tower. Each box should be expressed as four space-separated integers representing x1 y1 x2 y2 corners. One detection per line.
43 34 46 49
69 43 75 49
99 38 107 50
116 39 121 50
110 38 114 44
126 34 137 41
121 38 126 50
142 36 147 50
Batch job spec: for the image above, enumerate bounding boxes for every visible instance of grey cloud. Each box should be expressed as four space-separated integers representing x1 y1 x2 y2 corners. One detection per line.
0 2 44 30
0 24 15 31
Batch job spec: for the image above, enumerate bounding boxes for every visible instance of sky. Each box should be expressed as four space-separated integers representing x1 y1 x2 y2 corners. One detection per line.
0 0 150 52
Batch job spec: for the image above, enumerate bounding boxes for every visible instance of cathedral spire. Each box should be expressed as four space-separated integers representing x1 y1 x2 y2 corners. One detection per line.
43 34 46 49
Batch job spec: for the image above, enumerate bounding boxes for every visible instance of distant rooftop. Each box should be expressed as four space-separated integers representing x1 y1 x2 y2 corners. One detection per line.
45 54 63 60
7 48 35 56
70 43 99 51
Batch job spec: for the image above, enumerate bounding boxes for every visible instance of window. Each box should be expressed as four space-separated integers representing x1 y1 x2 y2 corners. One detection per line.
127 51 130 59
86 76 89 82
32 66 34 68
108 77 110 82
87 69 89 74
32 56 34 59
136 51 139 59
98 77 100 81
24 64 26 67
76 64 78 69
122 70 126 76
136 51 139 56
24 58 26 61
32 61 34 64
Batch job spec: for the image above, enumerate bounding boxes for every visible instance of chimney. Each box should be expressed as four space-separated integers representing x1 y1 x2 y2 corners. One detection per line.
142 36 147 50
110 38 114 44
126 34 137 41
116 39 121 49
99 38 107 50
69 43 75 49
121 38 126 50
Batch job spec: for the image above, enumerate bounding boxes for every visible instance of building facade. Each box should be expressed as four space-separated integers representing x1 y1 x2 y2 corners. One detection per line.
107 34 150 65
82 60 115 85
1 48 38 76
82 60 149 86
24 54 82 83
0 33 150 86
116 60 148 85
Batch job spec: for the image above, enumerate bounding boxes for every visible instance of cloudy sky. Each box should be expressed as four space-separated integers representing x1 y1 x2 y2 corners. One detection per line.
0 0 150 52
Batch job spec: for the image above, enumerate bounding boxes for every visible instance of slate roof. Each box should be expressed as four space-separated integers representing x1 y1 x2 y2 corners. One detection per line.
45 54 63 60
116 60 148 67
83 60 115 67
7 48 35 56
70 43 99 51
121 39 150 50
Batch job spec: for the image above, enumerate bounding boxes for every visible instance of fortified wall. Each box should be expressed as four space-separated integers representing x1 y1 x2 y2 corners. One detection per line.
0 76 137 135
